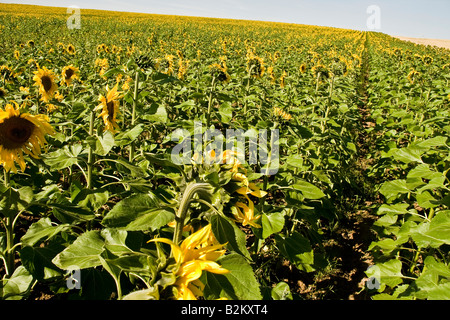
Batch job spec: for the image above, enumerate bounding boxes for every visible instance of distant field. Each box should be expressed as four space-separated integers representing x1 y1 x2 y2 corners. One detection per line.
0 3 449 302
395 36 450 50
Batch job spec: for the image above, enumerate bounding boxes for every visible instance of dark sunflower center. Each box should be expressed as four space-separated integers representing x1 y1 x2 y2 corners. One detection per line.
106 101 115 118
65 68 74 79
41 75 53 92
0 116 35 150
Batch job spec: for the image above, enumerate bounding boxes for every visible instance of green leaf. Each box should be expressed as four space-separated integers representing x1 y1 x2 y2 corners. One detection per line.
99 248 122 299
122 287 159 300
415 256 450 299
73 188 109 212
52 230 105 269
142 104 168 123
367 259 403 289
0 186 33 219
20 242 64 281
102 193 160 228
376 203 409 215
204 253 262 300
379 180 410 201
48 193 95 224
411 211 450 248
95 131 115 156
21 218 70 246
392 146 423 164
218 102 233 122
271 282 293 300
43 146 79 170
292 180 325 200
275 232 315 272
124 208 175 231
210 214 251 259
286 154 304 169
0 266 34 300
115 124 144 146
260 212 285 239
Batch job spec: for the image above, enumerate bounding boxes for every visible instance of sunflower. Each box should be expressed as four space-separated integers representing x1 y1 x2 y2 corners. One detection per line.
246 51 265 78
422 55 433 65
209 63 230 83
312 64 331 81
0 65 16 83
299 64 307 73
177 59 190 80
66 44 76 55
60 65 80 86
94 58 109 77
33 66 58 102
273 106 292 121
95 84 122 134
407 68 420 84
279 70 287 88
267 66 276 83
0 102 55 172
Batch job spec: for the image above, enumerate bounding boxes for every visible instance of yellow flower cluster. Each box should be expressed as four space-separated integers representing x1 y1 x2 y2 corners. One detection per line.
150 224 229 300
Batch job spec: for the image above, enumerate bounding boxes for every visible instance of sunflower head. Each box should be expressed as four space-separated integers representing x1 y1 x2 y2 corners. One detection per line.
422 55 433 65
66 44 76 55
299 64 307 73
246 52 265 78
0 102 55 172
61 65 80 86
209 63 230 83
33 67 58 102
95 84 123 134
407 68 420 84
0 65 16 83
312 64 331 81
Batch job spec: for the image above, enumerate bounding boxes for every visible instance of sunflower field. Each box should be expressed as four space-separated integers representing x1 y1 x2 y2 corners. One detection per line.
0 3 449 301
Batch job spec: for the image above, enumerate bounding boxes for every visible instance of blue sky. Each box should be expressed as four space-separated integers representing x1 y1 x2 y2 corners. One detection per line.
2 0 449 39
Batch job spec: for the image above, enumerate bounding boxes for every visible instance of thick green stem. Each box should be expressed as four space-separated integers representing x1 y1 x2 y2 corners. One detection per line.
3 169 14 277
87 109 95 190
4 216 14 277
129 71 139 162
172 183 211 245
206 76 216 128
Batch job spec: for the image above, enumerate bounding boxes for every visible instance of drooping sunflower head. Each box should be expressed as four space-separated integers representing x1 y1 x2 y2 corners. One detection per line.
95 84 123 134
312 64 331 81
209 63 230 83
94 58 109 77
407 68 420 84
61 65 80 86
33 66 58 102
0 65 16 83
422 55 433 65
246 51 265 78
0 102 55 172
177 59 190 80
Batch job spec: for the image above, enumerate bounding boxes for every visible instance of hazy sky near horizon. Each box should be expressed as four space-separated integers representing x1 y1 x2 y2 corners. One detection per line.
1 0 449 39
